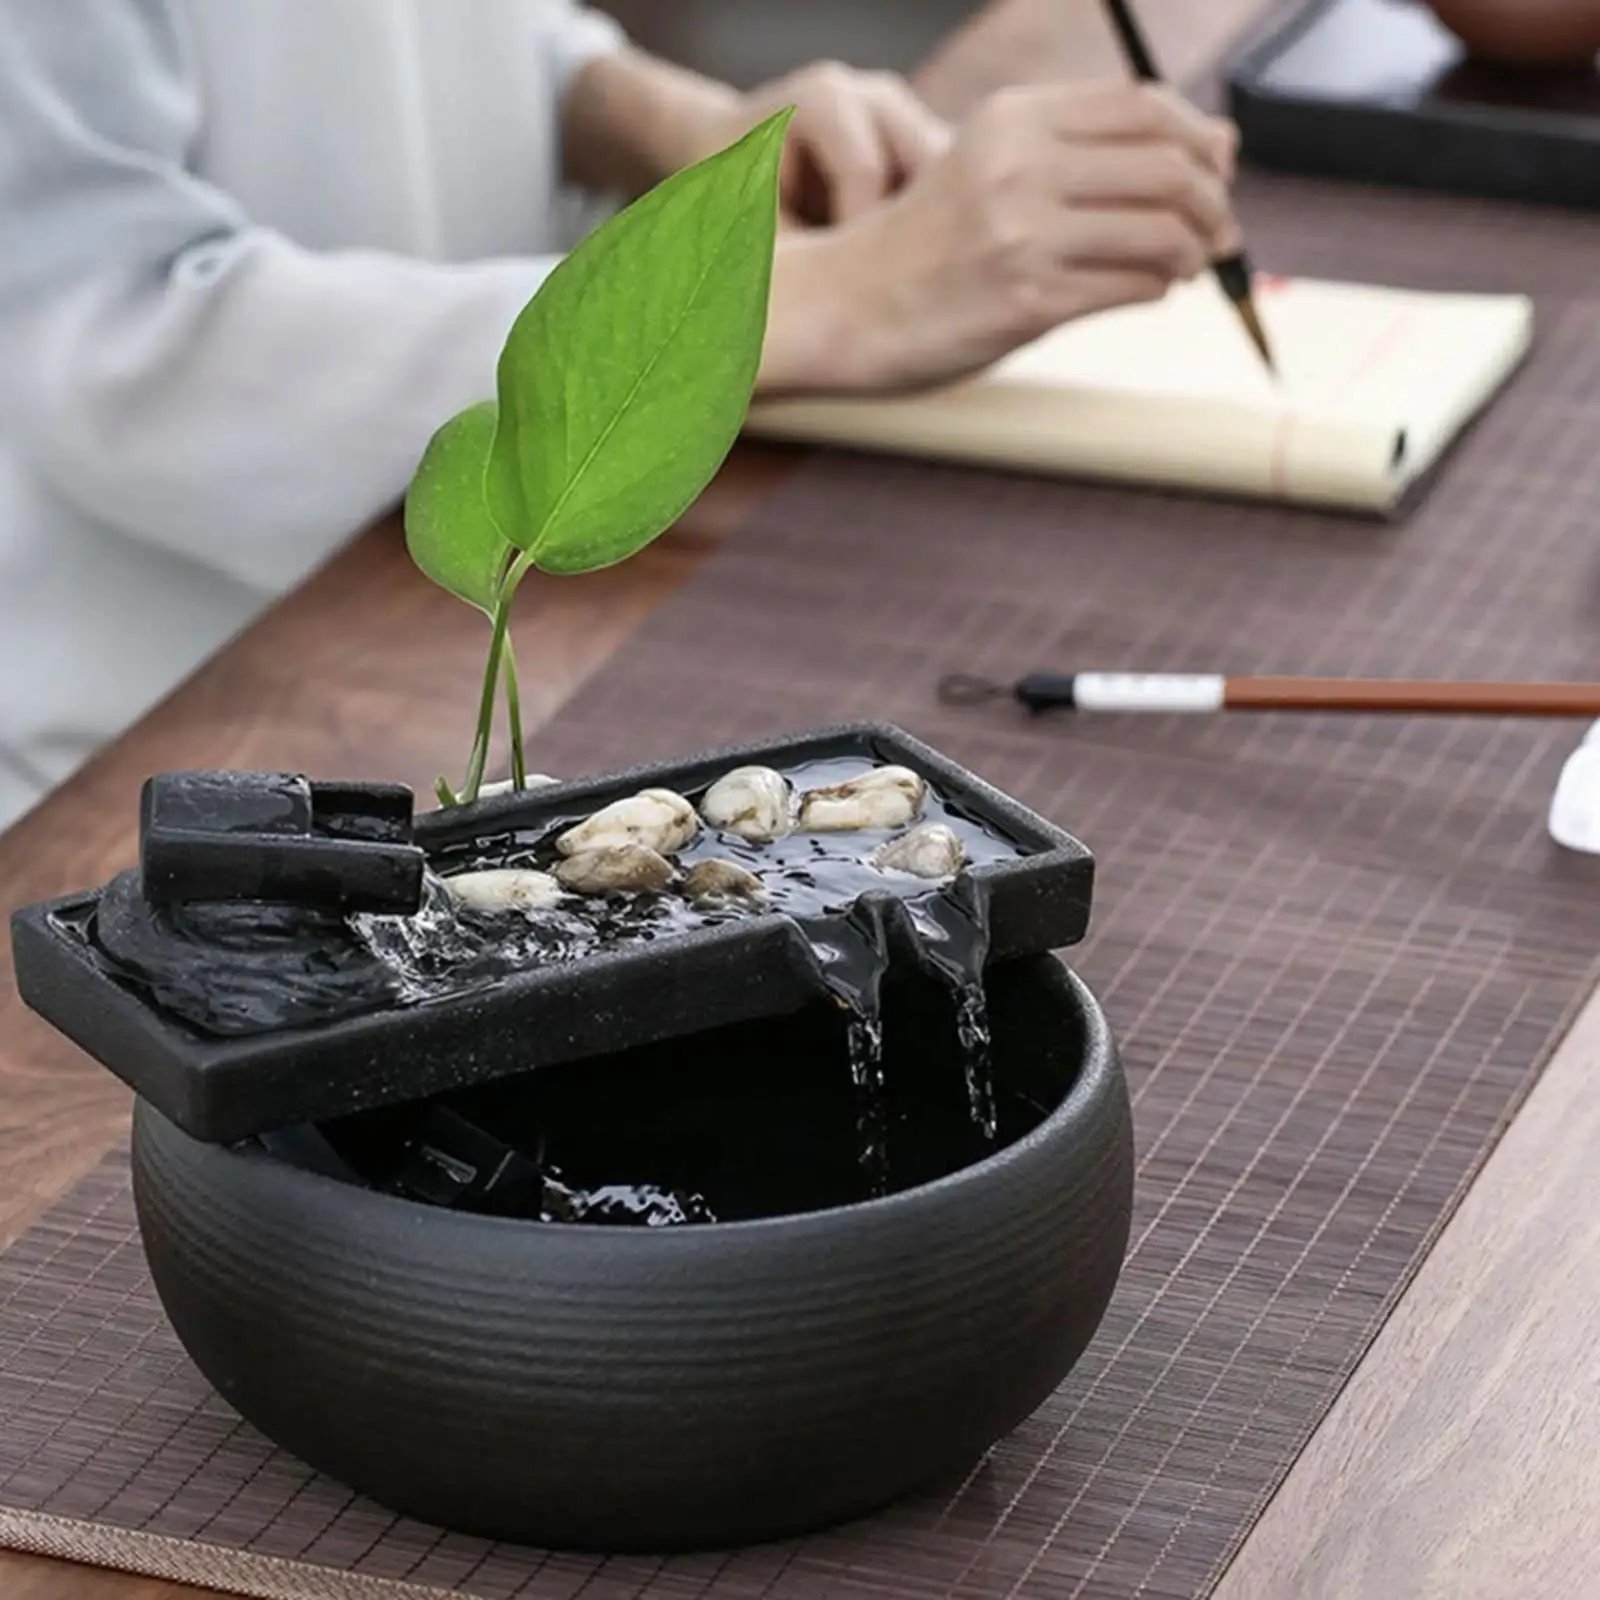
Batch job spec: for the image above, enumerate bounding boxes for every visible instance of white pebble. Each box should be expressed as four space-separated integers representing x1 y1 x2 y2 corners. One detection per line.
700 766 792 843
555 843 676 896
799 765 926 832
443 869 565 914
556 789 697 858
683 858 765 907
478 775 559 799
872 823 965 880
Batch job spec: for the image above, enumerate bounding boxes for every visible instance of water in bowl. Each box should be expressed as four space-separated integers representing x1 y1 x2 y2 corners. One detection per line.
297 960 1084 1228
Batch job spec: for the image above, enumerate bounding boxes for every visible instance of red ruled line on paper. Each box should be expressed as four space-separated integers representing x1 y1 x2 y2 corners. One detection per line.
1268 284 1417 500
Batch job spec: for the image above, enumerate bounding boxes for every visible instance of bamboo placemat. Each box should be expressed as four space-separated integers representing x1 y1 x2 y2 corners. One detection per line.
4 176 1600 1600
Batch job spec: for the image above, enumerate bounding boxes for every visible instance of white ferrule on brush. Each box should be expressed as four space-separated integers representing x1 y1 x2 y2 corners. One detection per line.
1069 674 1227 714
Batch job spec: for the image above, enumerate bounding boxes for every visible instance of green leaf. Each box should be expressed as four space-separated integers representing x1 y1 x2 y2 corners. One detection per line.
485 108 792 576
403 400 513 613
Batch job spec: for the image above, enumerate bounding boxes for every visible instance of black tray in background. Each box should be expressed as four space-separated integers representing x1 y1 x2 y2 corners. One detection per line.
11 723 1094 1146
1227 0 1600 210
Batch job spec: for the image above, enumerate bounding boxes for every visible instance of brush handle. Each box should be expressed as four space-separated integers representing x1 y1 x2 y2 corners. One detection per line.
1102 0 1161 78
1012 672 1600 717
1226 677 1600 715
1098 0 1275 372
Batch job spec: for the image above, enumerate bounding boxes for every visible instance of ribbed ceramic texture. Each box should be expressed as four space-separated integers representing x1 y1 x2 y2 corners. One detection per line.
2 154 1600 1600
130 959 1132 1551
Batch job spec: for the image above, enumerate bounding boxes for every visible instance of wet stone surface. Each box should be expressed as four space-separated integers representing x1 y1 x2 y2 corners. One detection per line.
69 756 1041 1210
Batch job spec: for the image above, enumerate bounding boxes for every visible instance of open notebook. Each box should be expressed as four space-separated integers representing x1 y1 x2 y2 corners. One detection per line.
745 275 1534 513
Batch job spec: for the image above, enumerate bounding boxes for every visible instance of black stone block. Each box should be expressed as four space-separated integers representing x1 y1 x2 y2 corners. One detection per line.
140 771 425 915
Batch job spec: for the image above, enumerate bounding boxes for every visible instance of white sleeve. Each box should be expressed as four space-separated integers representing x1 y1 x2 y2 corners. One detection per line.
0 0 618 594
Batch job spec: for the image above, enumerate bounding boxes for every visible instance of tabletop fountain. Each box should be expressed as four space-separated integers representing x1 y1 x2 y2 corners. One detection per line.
11 109 1133 1551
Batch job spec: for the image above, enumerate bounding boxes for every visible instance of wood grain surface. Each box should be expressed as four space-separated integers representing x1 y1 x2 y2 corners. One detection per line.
0 1568 208 1600
1214 986 1600 1600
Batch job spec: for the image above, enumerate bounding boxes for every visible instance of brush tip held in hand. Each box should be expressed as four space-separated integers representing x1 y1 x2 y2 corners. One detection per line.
1098 0 1278 379
1210 250 1277 378
1233 295 1277 378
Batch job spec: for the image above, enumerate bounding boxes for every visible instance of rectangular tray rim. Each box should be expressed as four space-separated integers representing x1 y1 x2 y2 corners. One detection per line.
11 720 1095 1140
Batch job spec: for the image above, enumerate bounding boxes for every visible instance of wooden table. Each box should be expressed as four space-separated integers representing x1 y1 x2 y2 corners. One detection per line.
6 5 1598 1597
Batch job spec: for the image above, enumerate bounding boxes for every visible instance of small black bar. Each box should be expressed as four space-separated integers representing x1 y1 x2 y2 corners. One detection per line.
140 771 426 915
1013 673 1080 713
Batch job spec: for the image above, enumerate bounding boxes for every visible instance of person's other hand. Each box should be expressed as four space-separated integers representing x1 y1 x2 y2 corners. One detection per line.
696 62 952 226
761 82 1241 393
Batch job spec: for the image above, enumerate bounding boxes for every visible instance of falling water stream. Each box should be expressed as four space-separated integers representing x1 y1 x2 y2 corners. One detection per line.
911 888 998 1142
796 912 893 1195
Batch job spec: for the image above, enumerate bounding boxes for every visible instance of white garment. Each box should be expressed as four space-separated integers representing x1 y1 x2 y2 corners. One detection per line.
0 0 623 829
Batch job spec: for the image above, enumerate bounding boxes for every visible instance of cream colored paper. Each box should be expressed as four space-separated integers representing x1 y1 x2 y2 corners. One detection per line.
746 276 1534 512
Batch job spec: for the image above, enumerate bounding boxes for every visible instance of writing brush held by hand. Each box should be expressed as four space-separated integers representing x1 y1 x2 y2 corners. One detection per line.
760 82 1243 395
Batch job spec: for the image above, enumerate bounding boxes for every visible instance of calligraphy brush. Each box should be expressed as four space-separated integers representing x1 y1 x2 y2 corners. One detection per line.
1101 0 1277 377
939 671 1600 718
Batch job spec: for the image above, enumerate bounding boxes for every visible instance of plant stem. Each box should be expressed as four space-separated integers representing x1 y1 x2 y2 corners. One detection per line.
458 551 536 805
503 639 527 789
460 606 510 804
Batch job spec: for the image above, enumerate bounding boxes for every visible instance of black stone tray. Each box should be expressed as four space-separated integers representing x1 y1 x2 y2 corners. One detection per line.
11 723 1093 1145
1227 0 1600 210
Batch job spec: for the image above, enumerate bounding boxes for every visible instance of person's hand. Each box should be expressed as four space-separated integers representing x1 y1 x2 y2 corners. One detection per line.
690 62 951 226
760 81 1241 394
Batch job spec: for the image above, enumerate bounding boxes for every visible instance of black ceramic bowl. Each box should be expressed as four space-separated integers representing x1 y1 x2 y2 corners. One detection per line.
130 957 1133 1552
